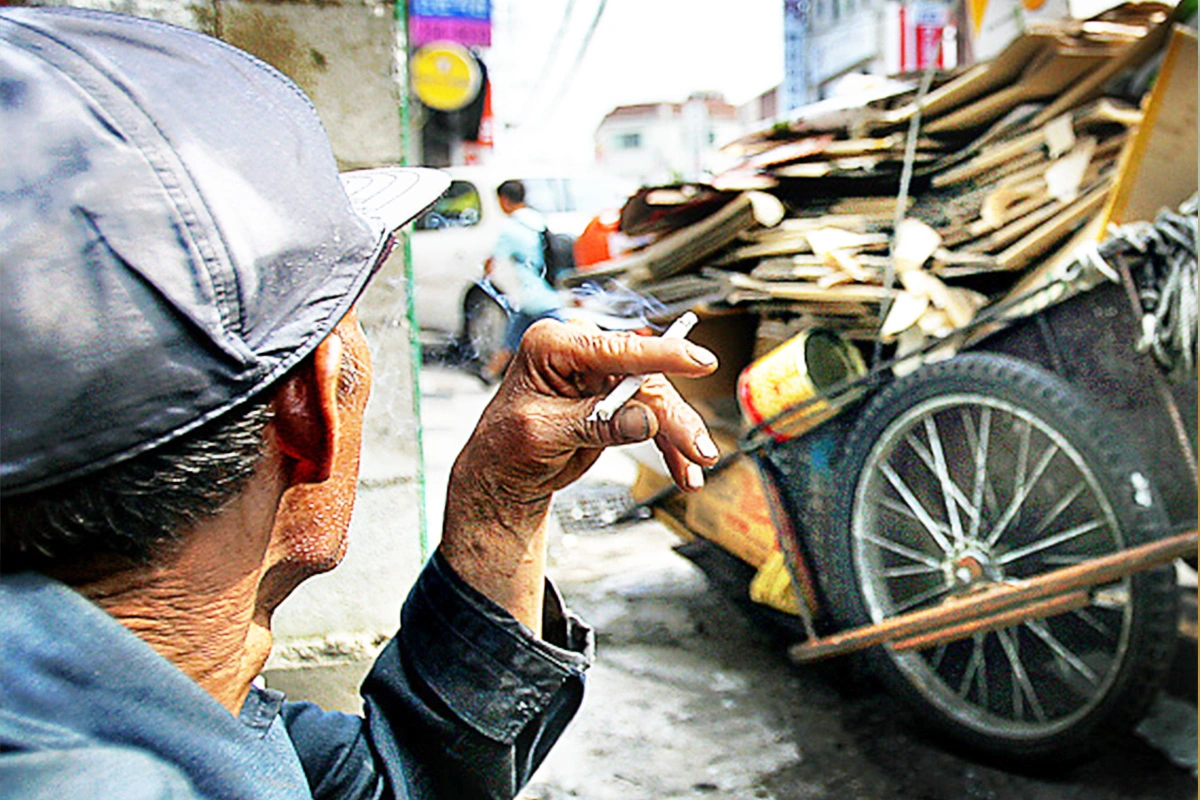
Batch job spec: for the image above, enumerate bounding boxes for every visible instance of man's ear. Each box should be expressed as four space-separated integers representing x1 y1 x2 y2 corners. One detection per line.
272 333 343 486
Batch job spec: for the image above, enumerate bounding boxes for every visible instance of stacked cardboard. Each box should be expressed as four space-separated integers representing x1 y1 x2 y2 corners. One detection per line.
614 12 1196 627
565 4 1185 374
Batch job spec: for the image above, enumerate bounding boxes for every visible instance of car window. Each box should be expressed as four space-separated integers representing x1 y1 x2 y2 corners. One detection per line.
521 178 563 214
413 180 482 230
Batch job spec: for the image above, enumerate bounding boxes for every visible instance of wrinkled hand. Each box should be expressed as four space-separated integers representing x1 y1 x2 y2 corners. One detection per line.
439 319 720 631
465 318 718 503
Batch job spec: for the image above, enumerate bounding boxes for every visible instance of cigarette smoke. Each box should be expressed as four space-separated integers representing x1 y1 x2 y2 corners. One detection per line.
567 280 669 331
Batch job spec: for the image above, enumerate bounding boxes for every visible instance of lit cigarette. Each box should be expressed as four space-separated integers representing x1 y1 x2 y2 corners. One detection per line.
588 311 699 422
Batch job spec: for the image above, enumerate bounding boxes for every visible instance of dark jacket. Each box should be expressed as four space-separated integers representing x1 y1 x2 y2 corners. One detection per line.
0 552 592 799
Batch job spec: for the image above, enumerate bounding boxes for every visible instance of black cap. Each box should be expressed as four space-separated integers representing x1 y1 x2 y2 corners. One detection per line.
0 8 449 494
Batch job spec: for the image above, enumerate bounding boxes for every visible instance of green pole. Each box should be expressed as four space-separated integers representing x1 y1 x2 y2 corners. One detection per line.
394 0 429 561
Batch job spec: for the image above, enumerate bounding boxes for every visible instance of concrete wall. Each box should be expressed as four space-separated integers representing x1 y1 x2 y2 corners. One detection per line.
38 0 427 712
217 2 405 170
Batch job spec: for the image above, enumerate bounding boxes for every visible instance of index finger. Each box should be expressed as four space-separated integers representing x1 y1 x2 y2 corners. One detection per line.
522 319 719 381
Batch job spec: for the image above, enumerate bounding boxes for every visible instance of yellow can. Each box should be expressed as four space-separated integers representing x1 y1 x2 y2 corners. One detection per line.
737 329 866 441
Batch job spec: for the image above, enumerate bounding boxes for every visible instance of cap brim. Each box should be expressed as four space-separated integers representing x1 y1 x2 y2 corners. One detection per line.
340 167 450 236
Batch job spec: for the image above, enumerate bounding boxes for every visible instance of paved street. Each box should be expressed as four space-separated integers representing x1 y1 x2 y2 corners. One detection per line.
420 362 1197 800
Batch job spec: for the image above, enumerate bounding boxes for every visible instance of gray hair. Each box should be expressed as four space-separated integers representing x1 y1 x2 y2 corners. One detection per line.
1 397 273 576
1 333 366 579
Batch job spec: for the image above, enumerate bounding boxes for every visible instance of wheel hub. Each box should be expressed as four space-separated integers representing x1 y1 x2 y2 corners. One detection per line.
945 544 1003 589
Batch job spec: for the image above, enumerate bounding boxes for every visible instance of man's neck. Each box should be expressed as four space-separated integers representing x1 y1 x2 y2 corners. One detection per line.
77 483 281 715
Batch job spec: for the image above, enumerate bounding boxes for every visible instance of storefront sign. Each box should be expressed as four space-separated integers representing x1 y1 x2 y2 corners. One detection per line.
410 0 490 19
899 1 949 71
410 17 491 47
783 0 811 111
410 0 491 47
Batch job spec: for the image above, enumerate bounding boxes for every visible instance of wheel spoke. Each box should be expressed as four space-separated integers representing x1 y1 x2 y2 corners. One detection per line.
929 641 949 671
985 440 1061 548
961 406 998 534
923 416 968 544
882 563 943 578
976 635 990 706
880 461 955 554
905 425 977 537
1025 618 1099 686
879 497 953 540
859 531 943 569
892 581 952 614
1014 417 1032 503
1027 481 1087 541
996 628 1047 723
956 633 988 701
1070 606 1115 638
996 518 1106 566
1043 554 1092 566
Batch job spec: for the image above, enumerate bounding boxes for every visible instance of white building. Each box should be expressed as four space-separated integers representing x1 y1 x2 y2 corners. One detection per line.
594 92 742 187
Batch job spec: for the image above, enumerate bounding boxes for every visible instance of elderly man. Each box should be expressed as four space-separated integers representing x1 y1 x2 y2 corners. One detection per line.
0 8 719 800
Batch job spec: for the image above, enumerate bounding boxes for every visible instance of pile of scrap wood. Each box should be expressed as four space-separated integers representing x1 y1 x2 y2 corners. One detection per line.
564 3 1190 364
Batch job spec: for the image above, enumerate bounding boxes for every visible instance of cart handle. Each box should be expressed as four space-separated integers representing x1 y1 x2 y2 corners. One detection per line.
789 529 1197 664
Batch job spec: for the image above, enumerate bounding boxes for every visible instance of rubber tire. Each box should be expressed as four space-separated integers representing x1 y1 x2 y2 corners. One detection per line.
461 291 509 381
824 353 1178 765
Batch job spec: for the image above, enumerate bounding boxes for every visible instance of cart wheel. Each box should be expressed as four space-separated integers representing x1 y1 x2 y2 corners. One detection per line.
827 353 1178 764
462 291 508 381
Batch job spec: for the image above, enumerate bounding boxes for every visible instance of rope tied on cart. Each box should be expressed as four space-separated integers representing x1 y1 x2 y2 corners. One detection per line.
1081 194 1199 378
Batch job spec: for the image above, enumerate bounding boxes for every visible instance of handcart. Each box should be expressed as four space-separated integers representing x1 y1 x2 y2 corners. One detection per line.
734 213 1197 764
611 21 1197 764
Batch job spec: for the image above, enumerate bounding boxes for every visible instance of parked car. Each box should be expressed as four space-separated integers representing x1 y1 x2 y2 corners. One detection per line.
408 166 632 357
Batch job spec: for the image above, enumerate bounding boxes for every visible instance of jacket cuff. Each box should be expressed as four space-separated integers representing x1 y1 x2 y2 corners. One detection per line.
398 552 593 744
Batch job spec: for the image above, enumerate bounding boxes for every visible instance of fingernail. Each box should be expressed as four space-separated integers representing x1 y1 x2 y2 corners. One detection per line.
613 405 651 442
686 463 705 489
695 433 719 460
687 344 718 367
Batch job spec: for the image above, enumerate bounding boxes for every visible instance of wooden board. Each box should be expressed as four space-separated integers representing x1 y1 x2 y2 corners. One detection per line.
1102 25 1198 226
882 34 1058 126
925 48 1118 134
996 183 1111 270
1030 12 1179 128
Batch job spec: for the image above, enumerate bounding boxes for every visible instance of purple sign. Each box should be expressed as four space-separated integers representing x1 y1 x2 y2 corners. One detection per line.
410 16 491 47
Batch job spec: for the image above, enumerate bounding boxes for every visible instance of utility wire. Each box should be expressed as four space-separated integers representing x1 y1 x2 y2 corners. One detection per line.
514 0 580 125
536 0 608 125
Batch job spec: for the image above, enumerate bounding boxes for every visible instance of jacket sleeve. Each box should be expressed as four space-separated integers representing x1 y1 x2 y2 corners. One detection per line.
361 551 593 800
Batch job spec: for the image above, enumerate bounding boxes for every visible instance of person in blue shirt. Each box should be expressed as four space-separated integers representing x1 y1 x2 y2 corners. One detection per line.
0 8 721 800
482 180 565 382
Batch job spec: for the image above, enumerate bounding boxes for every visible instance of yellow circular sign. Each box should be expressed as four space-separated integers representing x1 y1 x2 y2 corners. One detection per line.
410 42 482 112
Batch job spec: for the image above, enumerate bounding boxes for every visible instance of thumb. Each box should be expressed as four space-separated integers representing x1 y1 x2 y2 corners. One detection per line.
572 402 659 448
611 403 657 444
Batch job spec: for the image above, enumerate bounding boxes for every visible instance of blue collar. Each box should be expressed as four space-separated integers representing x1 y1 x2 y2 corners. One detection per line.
0 572 311 799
